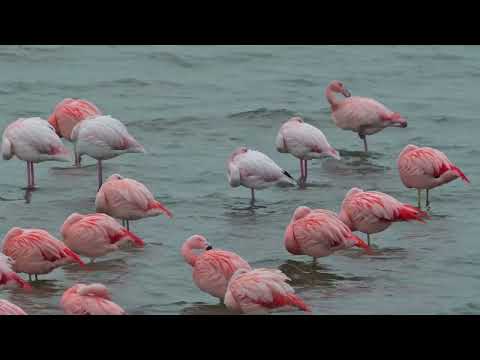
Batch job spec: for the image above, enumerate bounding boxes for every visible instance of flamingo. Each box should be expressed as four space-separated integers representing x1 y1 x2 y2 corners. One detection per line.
60 213 145 262
181 234 252 302
0 299 27 315
2 227 85 281
48 98 102 167
70 115 145 191
275 116 340 187
226 146 295 208
0 253 31 290
1 117 71 190
338 187 429 245
325 80 408 153
224 268 311 314
60 283 126 315
397 144 470 209
95 174 173 231
284 206 371 263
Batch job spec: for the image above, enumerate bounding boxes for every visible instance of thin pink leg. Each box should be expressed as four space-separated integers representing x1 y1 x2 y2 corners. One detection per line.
304 160 308 183
299 159 304 182
97 160 103 192
30 162 35 189
26 162 31 188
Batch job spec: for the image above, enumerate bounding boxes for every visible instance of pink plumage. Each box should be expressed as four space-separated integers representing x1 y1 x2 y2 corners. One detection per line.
181 235 252 300
48 98 102 140
276 116 340 186
1 117 71 189
2 227 85 279
60 283 126 315
325 80 407 152
397 145 469 208
0 253 31 290
96 174 172 231
338 187 428 242
0 299 27 315
284 206 371 259
224 268 311 314
60 212 145 261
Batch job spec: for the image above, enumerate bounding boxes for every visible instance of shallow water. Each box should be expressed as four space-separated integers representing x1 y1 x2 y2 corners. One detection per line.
0 45 478 315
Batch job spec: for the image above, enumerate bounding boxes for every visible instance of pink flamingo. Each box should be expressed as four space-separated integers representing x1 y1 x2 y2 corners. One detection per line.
60 213 145 262
71 115 145 191
96 174 173 231
48 98 102 167
338 187 429 245
397 144 470 209
2 227 85 281
60 283 126 315
284 206 371 263
276 116 341 186
325 80 408 152
181 234 252 302
227 147 295 208
0 299 27 315
0 253 31 290
1 117 71 190
224 268 311 314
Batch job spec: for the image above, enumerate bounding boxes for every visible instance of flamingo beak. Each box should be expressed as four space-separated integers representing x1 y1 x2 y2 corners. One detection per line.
342 88 351 97
205 245 213 251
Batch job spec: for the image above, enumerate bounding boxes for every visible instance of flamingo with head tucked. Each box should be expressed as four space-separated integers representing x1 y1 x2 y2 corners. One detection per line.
48 98 102 167
276 116 340 187
224 268 311 314
1 117 71 190
284 206 371 263
61 283 126 315
325 80 407 153
60 212 145 262
227 147 295 208
338 187 429 245
71 115 145 191
0 253 31 290
2 227 85 281
397 144 470 209
95 174 173 231
181 234 251 302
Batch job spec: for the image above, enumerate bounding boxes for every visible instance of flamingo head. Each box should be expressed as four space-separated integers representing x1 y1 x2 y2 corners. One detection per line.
291 206 312 222
328 80 351 98
385 112 408 128
106 173 124 182
47 113 62 137
288 116 304 124
185 234 212 251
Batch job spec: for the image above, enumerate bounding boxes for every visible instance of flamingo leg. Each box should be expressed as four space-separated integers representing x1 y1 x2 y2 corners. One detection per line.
97 160 103 191
126 220 130 231
30 162 35 189
426 189 430 209
250 188 255 207
34 274 38 281
28 274 32 281
417 189 422 209
26 161 31 189
367 233 371 246
299 159 304 184
304 160 308 184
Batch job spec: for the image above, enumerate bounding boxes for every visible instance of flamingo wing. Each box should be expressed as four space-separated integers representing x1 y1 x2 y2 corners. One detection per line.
236 150 286 182
293 213 351 249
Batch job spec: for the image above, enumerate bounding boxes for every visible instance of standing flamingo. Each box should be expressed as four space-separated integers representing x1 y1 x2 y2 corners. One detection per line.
60 283 126 315
227 147 295 208
1 117 71 190
284 206 371 263
70 115 145 191
2 227 85 281
224 268 311 314
181 234 251 302
0 299 27 315
96 174 173 231
338 187 429 245
60 213 145 262
276 116 340 187
397 144 470 209
325 80 407 152
48 98 102 167
0 253 31 290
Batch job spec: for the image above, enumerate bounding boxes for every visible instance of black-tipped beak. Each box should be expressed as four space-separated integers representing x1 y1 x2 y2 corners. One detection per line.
342 89 351 98
401 122 407 128
205 245 213 251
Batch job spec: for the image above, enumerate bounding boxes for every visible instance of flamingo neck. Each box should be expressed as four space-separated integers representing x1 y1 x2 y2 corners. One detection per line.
181 243 198 267
338 209 355 231
325 87 340 111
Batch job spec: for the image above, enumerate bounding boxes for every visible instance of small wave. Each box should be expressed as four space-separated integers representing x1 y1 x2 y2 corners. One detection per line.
228 107 297 121
147 51 196 68
96 78 151 88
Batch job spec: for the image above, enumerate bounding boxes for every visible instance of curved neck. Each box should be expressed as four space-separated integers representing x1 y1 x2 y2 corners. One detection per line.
338 209 354 231
325 86 340 110
181 242 198 267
